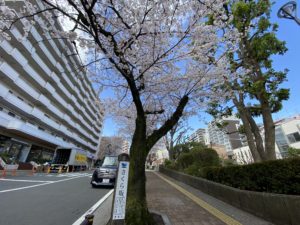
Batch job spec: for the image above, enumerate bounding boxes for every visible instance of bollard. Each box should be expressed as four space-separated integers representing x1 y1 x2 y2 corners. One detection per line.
28 167 34 176
85 214 94 225
80 214 94 225
0 169 5 178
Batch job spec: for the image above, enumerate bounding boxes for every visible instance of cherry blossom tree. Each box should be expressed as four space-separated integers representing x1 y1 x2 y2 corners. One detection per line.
0 0 236 223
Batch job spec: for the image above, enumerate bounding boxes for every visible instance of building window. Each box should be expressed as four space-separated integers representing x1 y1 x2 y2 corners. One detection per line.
17 96 24 101
287 132 300 144
38 126 45 131
8 112 15 117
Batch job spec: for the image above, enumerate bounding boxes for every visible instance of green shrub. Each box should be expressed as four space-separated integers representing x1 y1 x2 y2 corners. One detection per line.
177 152 194 170
201 158 300 195
287 147 300 158
0 152 13 164
184 164 201 176
164 159 178 170
176 147 220 174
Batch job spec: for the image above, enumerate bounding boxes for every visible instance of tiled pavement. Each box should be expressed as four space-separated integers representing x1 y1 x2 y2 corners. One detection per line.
146 171 272 225
146 171 226 225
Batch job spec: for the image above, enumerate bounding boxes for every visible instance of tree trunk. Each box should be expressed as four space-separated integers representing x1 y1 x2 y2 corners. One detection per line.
125 95 188 224
244 107 268 160
260 100 276 160
125 117 154 225
239 113 262 162
233 97 262 162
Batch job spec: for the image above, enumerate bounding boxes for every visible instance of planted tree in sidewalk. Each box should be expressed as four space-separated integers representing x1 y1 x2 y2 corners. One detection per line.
0 0 236 224
163 117 191 161
206 0 289 162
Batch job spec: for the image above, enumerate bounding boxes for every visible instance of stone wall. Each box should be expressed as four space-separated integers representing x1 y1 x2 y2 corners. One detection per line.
159 167 300 225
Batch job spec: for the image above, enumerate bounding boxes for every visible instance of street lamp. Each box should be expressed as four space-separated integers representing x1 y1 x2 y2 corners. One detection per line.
278 1 300 25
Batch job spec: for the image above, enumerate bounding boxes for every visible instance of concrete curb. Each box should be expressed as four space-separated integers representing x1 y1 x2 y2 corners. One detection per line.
160 167 300 225
149 210 172 225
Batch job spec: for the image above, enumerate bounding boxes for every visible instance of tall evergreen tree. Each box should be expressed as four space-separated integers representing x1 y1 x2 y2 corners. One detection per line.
207 0 289 162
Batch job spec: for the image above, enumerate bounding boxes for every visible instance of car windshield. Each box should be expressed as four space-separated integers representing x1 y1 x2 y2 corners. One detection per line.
102 156 118 166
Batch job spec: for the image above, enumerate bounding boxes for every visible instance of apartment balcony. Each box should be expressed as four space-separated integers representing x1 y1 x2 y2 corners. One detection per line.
48 71 60 86
0 83 9 98
0 62 19 82
31 52 52 76
62 70 75 92
23 64 46 88
38 94 50 107
37 41 57 66
0 39 14 55
44 82 56 96
5 93 33 115
57 82 71 99
57 125 68 136
43 115 60 130
48 104 64 118
52 91 67 107
14 78 40 100
31 108 45 121
62 113 73 126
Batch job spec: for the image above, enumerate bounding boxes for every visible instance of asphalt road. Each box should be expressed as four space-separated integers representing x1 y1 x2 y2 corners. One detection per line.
0 172 112 225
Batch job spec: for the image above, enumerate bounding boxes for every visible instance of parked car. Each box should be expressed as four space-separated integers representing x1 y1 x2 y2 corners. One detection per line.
91 156 118 187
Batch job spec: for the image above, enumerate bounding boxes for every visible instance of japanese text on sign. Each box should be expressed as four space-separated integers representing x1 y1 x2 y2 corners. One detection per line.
112 161 130 220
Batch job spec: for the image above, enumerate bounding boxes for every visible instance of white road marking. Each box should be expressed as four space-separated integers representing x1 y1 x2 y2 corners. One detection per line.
0 176 88 194
72 189 114 225
0 178 53 183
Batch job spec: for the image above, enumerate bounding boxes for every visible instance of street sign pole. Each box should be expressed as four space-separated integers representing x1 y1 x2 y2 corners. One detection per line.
111 153 130 225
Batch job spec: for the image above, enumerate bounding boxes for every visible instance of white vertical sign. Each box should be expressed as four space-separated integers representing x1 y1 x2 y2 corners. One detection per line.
112 161 130 220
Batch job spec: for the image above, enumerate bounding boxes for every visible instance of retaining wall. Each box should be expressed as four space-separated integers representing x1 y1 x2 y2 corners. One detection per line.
159 167 300 225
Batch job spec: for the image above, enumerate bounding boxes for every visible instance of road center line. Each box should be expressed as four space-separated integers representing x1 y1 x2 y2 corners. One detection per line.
0 175 90 194
0 178 54 183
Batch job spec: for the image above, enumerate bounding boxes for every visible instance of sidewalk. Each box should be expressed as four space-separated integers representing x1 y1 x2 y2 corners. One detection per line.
146 171 273 225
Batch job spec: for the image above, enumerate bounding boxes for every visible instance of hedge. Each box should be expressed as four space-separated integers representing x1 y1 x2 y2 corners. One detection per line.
200 158 300 195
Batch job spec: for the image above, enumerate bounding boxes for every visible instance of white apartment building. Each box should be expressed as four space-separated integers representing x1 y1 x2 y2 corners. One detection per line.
0 1 104 165
274 115 300 157
233 115 300 164
187 128 206 144
207 116 243 153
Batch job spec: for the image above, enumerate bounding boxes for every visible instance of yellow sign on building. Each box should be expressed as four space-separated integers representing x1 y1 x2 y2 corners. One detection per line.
75 154 87 163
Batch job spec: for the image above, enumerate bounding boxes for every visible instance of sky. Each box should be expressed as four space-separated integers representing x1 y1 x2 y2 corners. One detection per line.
102 0 300 137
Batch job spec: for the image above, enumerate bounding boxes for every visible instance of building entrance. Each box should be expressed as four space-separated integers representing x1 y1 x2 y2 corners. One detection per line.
0 135 31 164
26 145 54 164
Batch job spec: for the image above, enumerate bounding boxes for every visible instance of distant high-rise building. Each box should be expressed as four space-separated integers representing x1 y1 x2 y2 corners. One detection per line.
207 116 243 153
187 128 206 144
